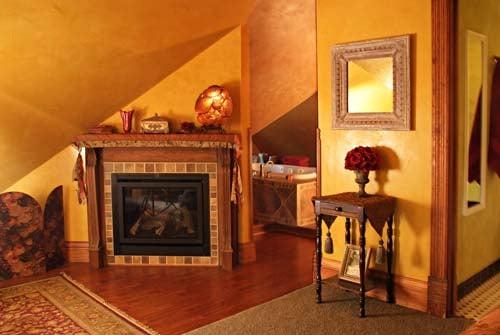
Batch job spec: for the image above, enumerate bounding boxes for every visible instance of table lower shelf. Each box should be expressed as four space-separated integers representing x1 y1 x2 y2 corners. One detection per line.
322 274 376 294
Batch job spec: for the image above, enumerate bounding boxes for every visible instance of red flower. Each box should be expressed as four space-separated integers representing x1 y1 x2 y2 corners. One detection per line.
345 146 379 172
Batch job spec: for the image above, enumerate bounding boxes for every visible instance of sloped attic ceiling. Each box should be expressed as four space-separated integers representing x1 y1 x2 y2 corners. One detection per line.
0 0 254 190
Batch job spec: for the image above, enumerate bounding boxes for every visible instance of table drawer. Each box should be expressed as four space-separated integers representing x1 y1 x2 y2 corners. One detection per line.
316 201 362 219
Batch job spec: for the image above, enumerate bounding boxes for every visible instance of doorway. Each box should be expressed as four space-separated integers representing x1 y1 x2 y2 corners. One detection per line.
247 0 319 240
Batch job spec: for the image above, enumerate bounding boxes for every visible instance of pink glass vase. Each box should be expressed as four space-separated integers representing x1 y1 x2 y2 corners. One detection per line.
120 110 134 133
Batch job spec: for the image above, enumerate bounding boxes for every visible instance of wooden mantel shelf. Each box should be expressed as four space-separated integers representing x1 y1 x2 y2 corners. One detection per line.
74 133 240 149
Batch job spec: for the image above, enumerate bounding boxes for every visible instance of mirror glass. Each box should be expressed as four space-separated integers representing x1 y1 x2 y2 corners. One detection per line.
464 31 487 213
347 57 394 113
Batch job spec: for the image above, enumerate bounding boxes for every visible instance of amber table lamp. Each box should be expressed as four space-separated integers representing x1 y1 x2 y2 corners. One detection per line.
195 85 233 132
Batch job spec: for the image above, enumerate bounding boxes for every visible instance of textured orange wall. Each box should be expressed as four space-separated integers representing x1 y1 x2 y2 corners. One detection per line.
104 27 253 244
317 0 432 281
0 0 254 191
253 94 318 164
248 0 317 134
456 0 500 284
104 28 243 133
4 27 251 244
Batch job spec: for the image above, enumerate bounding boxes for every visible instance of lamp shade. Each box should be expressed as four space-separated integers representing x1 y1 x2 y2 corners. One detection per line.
194 85 233 126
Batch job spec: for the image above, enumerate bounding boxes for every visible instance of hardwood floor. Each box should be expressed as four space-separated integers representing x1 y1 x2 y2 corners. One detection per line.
2 233 314 335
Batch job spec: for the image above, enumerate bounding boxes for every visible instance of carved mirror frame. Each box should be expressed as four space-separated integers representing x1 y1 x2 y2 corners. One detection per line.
331 35 411 130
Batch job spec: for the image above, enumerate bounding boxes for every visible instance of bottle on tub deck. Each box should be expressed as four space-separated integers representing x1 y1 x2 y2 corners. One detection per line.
257 153 268 164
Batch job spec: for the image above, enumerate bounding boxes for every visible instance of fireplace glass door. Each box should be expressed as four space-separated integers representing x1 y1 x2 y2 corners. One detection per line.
112 174 210 256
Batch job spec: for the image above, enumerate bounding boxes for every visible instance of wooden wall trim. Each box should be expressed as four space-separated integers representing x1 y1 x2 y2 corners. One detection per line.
458 259 500 300
238 241 257 264
248 128 255 236
429 0 456 318
321 259 428 313
316 128 321 196
85 148 104 269
217 147 234 271
66 241 90 263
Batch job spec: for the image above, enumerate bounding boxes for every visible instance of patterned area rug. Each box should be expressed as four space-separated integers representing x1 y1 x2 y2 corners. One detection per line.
0 273 158 335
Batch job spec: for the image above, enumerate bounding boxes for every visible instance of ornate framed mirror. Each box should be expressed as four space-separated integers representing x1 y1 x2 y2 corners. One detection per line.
462 30 488 215
331 35 411 130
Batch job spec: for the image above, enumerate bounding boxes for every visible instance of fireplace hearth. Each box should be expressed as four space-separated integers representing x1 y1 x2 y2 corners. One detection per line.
112 173 210 256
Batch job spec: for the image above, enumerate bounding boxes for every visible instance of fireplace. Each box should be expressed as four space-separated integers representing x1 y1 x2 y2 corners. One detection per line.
74 133 240 270
111 173 210 256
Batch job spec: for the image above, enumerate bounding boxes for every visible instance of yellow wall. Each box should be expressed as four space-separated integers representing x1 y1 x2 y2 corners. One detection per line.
456 0 500 284
317 0 432 281
103 26 253 244
0 0 253 191
3 27 253 245
248 0 317 134
104 28 243 133
5 147 88 242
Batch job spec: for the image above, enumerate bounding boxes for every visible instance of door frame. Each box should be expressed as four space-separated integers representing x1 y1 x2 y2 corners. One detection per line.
428 0 457 318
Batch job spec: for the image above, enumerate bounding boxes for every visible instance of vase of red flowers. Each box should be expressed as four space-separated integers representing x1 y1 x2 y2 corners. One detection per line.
344 146 379 197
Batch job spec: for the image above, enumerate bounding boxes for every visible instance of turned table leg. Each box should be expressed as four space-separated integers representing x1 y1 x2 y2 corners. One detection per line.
359 217 366 317
386 215 395 303
316 214 323 303
345 217 351 244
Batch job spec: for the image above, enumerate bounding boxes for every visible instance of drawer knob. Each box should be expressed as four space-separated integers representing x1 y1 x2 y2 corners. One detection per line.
335 206 342 212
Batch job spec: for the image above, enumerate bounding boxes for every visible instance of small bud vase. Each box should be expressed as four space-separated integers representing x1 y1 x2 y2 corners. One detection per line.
120 110 134 133
354 170 370 197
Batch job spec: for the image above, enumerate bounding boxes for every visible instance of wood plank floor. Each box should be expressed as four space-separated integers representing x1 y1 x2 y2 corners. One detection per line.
2 233 314 335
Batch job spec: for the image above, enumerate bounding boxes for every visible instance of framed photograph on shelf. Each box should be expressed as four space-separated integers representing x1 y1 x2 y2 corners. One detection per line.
339 244 371 284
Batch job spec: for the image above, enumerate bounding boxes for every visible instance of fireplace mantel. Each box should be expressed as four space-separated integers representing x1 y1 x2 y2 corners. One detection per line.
75 133 239 271
74 133 240 149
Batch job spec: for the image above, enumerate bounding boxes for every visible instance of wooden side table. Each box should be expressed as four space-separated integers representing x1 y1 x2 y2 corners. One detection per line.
312 192 396 317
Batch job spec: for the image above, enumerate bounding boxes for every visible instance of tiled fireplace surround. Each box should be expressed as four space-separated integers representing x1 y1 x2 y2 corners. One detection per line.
104 161 219 267
75 134 239 271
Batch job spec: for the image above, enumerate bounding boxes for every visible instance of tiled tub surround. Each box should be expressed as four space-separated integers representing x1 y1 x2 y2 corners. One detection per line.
104 162 219 266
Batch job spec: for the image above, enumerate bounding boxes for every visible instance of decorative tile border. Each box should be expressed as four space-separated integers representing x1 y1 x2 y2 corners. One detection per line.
103 162 218 267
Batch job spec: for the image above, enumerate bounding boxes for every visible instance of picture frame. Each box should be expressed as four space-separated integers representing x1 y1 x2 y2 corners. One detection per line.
339 244 371 284
331 35 411 130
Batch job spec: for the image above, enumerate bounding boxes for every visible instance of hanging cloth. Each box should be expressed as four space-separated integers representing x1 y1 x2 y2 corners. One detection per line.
231 136 244 204
489 60 500 177
72 149 87 204
231 160 243 204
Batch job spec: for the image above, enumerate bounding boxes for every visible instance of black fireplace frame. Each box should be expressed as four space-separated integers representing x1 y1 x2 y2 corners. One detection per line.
111 173 210 256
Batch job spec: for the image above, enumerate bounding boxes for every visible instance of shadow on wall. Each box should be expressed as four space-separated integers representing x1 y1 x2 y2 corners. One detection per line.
252 93 318 165
374 146 401 195
223 80 241 132
395 198 429 270
0 27 236 191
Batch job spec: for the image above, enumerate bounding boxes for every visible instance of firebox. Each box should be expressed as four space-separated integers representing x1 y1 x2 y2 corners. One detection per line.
111 173 210 256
